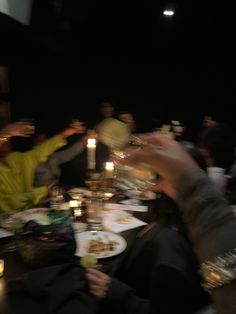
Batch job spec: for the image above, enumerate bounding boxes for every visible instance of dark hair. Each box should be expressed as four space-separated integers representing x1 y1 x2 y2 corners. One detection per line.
182 141 207 171
199 123 236 172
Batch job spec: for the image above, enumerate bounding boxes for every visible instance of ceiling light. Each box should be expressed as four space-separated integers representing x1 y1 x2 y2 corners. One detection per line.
163 9 175 16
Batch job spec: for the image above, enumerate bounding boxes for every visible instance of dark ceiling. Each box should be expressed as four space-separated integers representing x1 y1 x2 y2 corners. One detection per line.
0 0 235 138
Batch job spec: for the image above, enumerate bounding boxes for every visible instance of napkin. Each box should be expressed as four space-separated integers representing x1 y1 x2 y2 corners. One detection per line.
102 210 147 233
104 203 148 213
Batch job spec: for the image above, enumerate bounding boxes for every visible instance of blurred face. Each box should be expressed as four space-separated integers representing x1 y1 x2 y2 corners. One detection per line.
119 113 135 131
101 103 114 118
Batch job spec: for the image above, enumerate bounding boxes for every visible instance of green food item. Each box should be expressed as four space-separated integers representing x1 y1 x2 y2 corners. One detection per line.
80 254 97 268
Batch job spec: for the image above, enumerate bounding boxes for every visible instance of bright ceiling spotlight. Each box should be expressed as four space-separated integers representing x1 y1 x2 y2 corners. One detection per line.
163 9 175 16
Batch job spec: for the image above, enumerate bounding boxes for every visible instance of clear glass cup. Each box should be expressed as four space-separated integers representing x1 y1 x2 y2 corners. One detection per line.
110 139 156 191
50 186 65 209
86 198 103 231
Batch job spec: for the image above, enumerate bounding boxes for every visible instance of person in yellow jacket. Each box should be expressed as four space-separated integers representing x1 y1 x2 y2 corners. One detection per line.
0 127 78 214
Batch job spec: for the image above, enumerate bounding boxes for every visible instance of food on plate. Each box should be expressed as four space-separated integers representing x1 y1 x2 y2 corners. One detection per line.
116 213 132 224
87 236 118 256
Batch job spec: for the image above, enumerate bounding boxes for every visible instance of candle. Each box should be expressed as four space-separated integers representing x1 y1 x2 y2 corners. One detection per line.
105 161 114 178
74 209 82 217
87 138 96 170
0 259 4 277
69 200 79 208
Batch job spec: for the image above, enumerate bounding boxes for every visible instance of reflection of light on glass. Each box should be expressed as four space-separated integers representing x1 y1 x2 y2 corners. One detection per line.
87 138 96 170
0 259 4 277
163 9 174 16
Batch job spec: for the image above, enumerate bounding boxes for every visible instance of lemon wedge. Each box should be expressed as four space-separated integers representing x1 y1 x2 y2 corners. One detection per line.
80 254 97 268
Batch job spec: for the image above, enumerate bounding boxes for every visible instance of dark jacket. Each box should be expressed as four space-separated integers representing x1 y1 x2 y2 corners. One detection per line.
177 170 236 314
100 219 208 314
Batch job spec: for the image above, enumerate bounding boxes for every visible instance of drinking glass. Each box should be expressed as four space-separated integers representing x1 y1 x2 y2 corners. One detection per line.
86 198 103 231
50 186 65 209
110 138 156 191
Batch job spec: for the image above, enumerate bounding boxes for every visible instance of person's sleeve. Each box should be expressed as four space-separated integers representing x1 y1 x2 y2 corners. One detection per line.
100 278 149 314
29 135 67 164
176 170 236 314
0 187 48 214
50 141 85 166
176 170 236 262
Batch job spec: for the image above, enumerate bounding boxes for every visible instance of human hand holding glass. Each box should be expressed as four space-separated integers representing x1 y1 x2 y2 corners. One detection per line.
118 132 199 186
110 136 156 190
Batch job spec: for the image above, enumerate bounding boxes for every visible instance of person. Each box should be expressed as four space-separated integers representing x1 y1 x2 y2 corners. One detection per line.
0 126 78 214
198 123 236 193
87 195 209 314
34 136 87 187
114 133 236 314
34 122 87 187
96 101 130 150
118 111 136 133
0 121 34 146
86 144 209 314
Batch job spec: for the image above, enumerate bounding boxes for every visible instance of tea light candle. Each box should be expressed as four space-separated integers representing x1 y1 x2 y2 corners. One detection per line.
69 200 79 208
74 209 82 217
0 259 4 277
87 138 96 170
105 161 114 178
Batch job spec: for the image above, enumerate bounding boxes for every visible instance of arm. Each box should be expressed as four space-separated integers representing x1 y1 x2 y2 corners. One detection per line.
0 186 48 214
30 127 80 163
0 121 33 146
121 134 236 314
30 127 80 164
50 139 86 166
30 135 67 164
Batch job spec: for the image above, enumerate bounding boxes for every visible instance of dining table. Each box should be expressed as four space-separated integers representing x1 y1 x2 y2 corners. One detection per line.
0 191 156 314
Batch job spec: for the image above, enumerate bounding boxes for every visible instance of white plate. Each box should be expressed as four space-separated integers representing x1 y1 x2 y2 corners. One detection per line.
75 231 127 259
125 190 156 200
1 208 49 228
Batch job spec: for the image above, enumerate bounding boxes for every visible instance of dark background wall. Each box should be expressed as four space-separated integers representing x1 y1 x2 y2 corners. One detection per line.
1 0 235 141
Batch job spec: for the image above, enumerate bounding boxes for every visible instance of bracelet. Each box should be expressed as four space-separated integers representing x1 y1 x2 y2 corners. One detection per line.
200 248 236 292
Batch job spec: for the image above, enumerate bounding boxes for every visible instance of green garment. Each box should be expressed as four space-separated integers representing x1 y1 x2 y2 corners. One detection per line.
0 135 67 214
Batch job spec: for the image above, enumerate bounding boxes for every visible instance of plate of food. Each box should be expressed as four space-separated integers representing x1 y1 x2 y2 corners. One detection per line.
125 190 156 200
75 231 127 258
1 208 50 229
116 211 133 224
